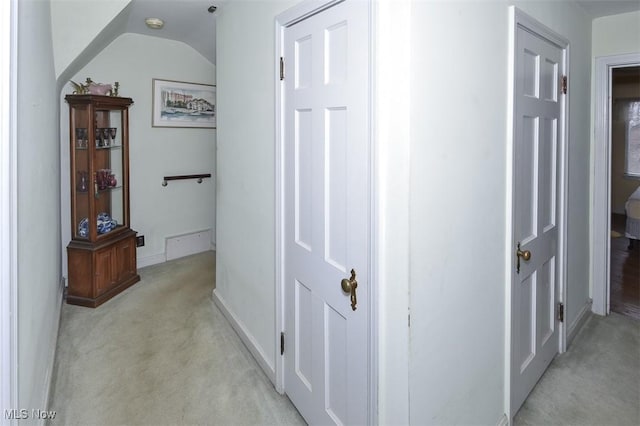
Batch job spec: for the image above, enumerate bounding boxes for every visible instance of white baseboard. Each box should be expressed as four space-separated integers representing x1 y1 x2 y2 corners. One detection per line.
42 278 65 423
567 300 592 346
137 252 166 269
211 289 275 384
497 413 510 426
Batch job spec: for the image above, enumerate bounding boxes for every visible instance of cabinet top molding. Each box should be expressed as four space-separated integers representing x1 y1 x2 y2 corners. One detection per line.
65 94 134 108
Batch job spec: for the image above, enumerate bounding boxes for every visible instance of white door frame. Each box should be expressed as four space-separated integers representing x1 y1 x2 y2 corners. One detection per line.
274 0 377 423
591 52 640 316
506 6 569 419
1 0 18 421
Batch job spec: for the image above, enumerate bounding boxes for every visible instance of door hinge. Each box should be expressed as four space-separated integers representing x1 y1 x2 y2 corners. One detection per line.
557 302 564 323
561 75 567 95
280 57 285 81
280 331 285 355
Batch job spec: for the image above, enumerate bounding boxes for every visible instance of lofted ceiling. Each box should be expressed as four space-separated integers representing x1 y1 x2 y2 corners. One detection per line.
124 0 217 64
575 0 640 18
116 0 640 67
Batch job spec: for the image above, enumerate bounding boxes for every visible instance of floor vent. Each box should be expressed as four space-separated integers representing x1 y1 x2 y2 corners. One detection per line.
166 229 212 261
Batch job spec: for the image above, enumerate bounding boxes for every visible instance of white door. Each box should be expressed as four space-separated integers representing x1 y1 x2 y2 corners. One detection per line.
511 23 565 413
282 1 369 424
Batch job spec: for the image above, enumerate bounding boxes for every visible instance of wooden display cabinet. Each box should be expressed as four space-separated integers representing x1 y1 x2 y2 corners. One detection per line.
66 95 140 307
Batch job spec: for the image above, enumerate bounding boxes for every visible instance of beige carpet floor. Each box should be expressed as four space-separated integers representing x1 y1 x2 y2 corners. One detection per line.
48 251 305 426
49 251 640 425
514 312 640 425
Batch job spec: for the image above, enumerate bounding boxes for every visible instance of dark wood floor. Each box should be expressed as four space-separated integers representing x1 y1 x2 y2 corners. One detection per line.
610 213 640 320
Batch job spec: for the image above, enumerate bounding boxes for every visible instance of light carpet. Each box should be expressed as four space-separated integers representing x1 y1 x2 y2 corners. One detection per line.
514 312 640 426
48 251 305 426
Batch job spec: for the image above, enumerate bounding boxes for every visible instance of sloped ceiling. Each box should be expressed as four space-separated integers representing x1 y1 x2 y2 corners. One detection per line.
576 0 640 18
121 0 640 66
56 0 639 80
125 0 216 64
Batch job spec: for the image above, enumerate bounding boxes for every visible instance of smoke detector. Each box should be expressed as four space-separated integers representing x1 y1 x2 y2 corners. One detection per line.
144 17 164 29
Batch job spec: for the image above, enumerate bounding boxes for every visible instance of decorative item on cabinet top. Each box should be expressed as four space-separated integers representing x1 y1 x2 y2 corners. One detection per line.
69 77 120 96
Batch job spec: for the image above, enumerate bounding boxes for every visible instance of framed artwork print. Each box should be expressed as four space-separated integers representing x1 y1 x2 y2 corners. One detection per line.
152 79 216 128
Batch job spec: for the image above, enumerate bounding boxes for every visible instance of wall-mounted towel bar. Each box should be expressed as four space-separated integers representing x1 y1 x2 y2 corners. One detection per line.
162 173 212 186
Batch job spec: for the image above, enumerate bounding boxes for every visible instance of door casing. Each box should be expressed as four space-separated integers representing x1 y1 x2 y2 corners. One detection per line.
591 53 640 316
506 6 569 420
1 0 18 419
274 0 377 423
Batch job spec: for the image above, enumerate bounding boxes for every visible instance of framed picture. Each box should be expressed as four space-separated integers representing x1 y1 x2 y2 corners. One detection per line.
152 79 216 128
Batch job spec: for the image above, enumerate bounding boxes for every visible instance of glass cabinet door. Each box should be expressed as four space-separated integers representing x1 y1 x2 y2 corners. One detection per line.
94 108 127 240
71 105 91 240
69 97 131 242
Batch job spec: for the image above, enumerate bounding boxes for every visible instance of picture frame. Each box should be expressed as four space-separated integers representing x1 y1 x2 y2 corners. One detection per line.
152 79 216 128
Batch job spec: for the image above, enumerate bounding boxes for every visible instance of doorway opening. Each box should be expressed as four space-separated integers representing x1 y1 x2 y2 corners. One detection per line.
608 66 640 320
592 53 640 317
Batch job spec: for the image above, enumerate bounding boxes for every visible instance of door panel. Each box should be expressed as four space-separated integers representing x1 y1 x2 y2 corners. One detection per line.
326 305 348 423
538 258 555 346
283 1 369 424
295 108 314 250
517 115 538 242
512 24 564 414
540 117 557 231
95 248 113 296
295 280 313 390
325 107 348 271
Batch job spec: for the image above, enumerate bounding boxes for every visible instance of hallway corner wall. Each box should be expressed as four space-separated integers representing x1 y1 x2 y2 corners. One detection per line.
215 0 297 379
16 0 64 416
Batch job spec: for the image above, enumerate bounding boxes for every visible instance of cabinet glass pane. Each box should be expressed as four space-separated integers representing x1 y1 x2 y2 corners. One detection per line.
72 106 90 240
95 109 125 239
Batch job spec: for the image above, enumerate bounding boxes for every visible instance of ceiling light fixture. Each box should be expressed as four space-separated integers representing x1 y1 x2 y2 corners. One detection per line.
144 17 164 29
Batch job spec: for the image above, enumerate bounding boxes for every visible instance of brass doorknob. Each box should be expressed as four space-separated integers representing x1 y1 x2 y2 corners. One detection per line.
341 278 353 292
517 247 531 261
341 269 358 311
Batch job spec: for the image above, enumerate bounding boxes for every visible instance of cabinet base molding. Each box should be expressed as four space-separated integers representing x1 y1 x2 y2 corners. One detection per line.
66 273 140 308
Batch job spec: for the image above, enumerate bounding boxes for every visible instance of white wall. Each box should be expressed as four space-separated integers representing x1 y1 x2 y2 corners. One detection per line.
375 1 412 423
0 0 15 415
61 33 216 269
409 2 508 423
214 0 296 377
50 0 131 78
17 0 64 414
592 11 640 58
408 0 592 423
